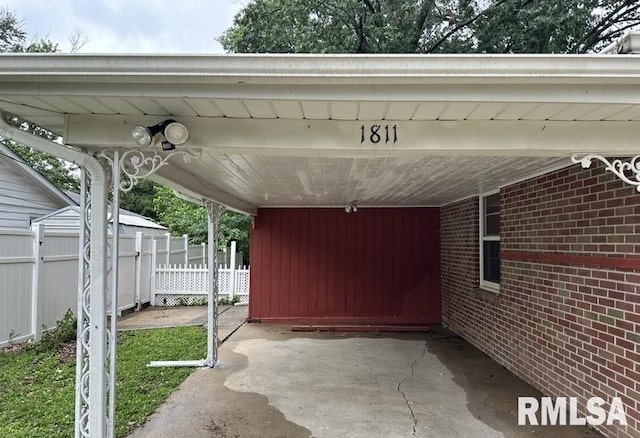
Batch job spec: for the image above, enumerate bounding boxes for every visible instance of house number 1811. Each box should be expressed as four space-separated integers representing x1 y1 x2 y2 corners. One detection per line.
360 124 398 144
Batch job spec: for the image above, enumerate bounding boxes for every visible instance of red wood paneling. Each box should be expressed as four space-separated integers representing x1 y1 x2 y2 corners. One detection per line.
249 208 441 324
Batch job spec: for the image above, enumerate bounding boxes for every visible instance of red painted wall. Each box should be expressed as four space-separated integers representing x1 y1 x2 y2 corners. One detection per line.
249 208 440 324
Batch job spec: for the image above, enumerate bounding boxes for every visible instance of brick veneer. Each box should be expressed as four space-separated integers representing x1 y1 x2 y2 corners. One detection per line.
441 161 640 438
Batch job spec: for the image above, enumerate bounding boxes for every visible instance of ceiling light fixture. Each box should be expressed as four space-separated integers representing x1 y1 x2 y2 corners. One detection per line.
131 119 189 150
345 200 358 213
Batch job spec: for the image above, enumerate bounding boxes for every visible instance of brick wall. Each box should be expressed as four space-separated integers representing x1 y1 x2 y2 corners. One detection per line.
442 162 640 438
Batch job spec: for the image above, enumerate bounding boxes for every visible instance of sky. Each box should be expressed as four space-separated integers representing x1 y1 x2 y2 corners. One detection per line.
3 0 246 53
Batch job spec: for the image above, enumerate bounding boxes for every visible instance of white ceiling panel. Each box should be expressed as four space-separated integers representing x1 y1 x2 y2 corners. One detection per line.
271 101 303 119
581 104 630 121
329 102 359 120
41 96 89 114
126 97 169 115
411 102 448 120
187 153 570 208
548 103 602 121
184 99 224 117
357 102 388 120
243 100 277 119
301 101 329 119
66 97 114 114
492 103 540 120
214 100 251 118
466 102 510 120
385 102 418 120
520 103 569 120
95 97 144 115
438 102 478 120
602 105 640 121
11 96 63 112
152 98 198 117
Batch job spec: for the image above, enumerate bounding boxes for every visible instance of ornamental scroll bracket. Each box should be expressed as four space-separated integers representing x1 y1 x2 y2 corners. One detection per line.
119 149 199 193
571 154 640 192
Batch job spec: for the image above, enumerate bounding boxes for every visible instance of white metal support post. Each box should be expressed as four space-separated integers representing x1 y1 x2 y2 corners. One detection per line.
205 201 225 367
147 200 225 368
0 114 192 438
105 150 121 437
77 147 194 436
75 154 111 438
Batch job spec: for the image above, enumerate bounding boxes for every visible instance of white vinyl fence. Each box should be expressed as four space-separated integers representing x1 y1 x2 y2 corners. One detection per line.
0 226 249 348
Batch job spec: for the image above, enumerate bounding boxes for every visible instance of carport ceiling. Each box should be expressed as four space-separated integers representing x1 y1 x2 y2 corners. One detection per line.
1 53 640 213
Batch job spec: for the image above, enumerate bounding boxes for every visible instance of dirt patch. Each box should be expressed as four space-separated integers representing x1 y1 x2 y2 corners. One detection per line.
1 341 29 354
57 340 76 363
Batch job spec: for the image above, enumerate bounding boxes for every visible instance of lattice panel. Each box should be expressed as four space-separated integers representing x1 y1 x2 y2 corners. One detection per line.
154 293 235 306
153 265 249 305
217 270 231 294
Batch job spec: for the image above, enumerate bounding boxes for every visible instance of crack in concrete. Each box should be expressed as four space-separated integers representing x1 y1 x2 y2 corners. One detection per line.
397 340 429 438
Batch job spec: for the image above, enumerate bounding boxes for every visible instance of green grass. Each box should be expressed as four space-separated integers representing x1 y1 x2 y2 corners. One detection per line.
0 326 207 438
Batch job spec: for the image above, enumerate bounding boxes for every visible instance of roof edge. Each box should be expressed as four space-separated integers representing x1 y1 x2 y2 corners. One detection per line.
0 141 76 208
1 53 640 85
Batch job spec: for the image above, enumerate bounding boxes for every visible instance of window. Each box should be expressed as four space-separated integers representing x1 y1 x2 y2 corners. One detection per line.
480 192 500 292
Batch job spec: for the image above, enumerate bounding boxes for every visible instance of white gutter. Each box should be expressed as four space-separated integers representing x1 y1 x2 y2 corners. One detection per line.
1 52 640 85
0 112 111 438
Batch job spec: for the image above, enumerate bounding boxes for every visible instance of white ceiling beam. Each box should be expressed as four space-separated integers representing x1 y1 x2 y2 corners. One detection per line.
67 114 640 157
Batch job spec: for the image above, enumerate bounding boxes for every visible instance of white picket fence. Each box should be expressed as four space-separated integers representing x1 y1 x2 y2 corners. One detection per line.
153 264 250 306
0 225 248 348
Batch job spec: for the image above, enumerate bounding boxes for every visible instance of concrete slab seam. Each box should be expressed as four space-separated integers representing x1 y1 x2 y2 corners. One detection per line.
219 320 247 346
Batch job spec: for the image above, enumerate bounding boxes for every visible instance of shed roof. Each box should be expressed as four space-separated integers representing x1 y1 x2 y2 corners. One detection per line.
34 205 167 231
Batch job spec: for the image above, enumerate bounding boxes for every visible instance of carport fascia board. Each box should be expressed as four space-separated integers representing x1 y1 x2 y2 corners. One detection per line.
66 114 640 157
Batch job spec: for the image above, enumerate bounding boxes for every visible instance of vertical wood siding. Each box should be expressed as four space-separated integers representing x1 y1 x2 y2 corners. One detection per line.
250 208 440 324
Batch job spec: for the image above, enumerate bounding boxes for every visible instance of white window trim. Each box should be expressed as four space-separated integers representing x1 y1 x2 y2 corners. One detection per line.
479 191 500 293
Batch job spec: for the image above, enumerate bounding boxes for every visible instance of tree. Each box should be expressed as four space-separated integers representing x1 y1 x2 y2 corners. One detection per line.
218 211 250 258
3 138 79 191
0 8 78 190
120 179 160 221
153 186 209 243
220 0 640 54
152 187 250 258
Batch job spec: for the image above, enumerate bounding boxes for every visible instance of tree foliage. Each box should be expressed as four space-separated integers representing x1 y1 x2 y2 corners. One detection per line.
218 210 250 257
152 186 250 256
220 0 640 54
120 179 159 221
153 186 209 244
0 8 77 190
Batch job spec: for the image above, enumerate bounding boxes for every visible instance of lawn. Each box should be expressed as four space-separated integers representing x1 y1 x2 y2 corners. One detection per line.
0 318 207 438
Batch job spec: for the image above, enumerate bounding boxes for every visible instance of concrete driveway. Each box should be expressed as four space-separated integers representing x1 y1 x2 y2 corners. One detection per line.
129 324 599 438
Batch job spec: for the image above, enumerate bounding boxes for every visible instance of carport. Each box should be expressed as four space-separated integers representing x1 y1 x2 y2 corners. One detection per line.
1 41 640 437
